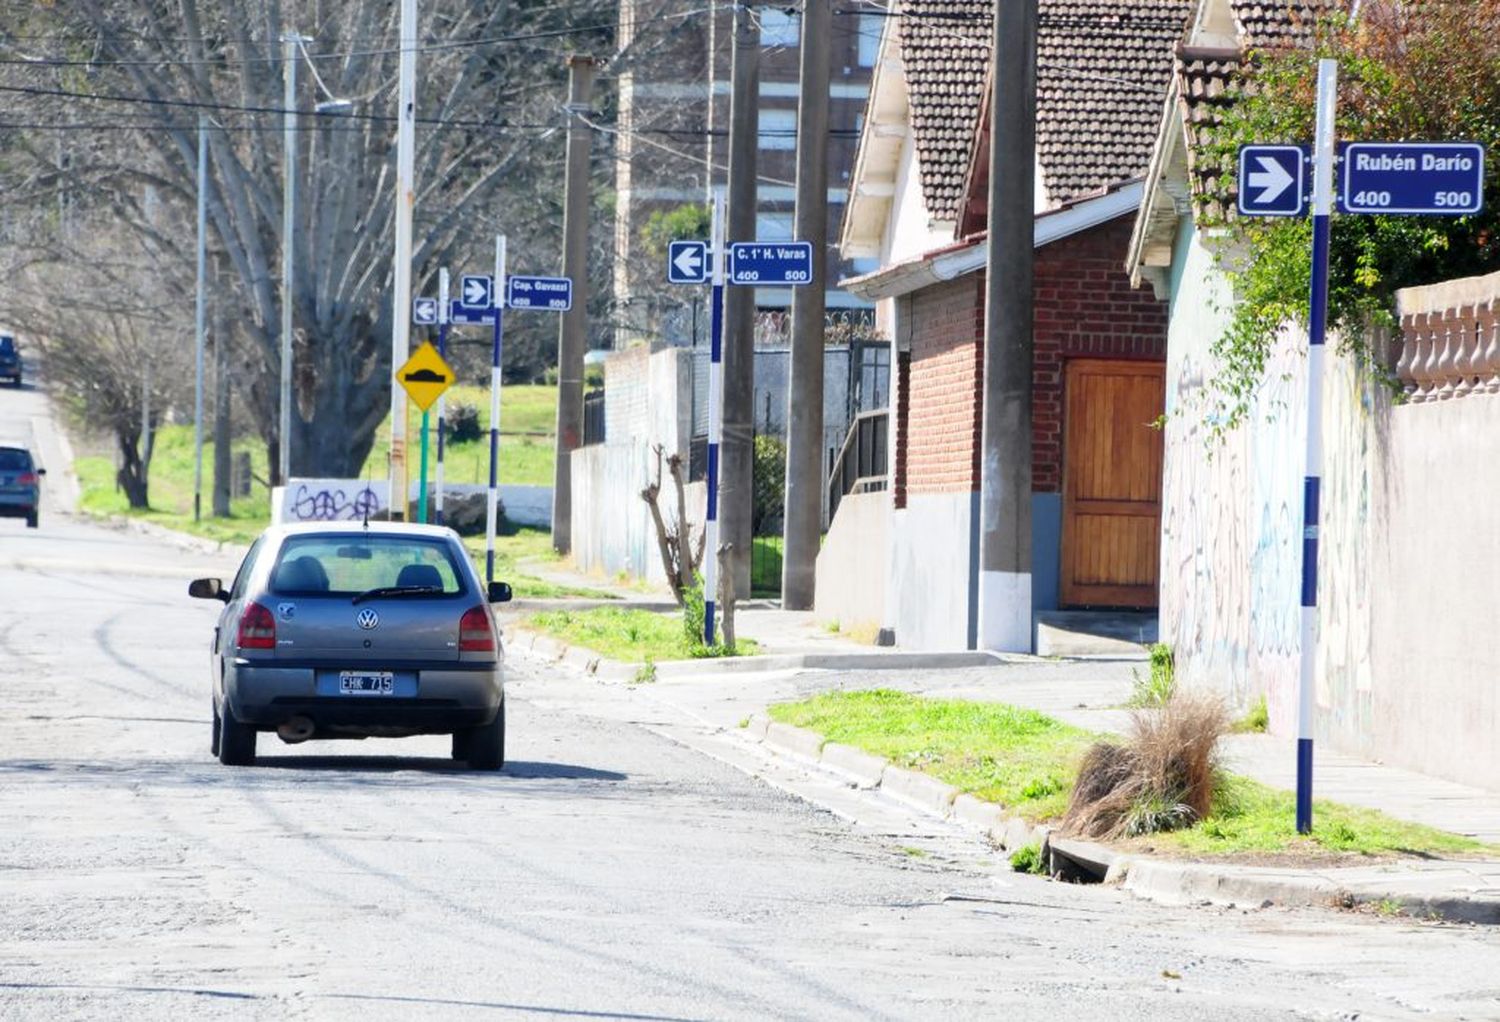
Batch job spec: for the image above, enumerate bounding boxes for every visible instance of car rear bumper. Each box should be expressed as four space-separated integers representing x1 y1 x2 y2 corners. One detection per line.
0 493 37 514
225 659 503 734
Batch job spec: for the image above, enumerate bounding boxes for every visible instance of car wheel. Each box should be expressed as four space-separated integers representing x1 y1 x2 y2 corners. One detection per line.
211 702 222 757
218 701 257 766
465 702 505 771
25 511 38 529
451 729 472 761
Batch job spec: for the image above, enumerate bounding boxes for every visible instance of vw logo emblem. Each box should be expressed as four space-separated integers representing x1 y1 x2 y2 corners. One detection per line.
356 608 380 630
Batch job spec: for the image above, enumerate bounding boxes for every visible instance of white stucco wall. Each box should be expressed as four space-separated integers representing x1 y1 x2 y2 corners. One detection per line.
888 492 976 650
1161 225 1500 791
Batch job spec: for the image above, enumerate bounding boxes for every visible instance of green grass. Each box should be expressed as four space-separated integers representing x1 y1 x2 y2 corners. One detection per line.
358 383 557 486
1152 774 1488 857
750 534 783 597
1233 694 1270 733
767 689 1492 860
525 606 759 662
459 530 615 600
74 427 273 547
768 689 1096 821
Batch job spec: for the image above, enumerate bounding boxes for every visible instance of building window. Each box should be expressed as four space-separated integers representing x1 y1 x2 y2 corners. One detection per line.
759 8 799 47
857 14 883 66
759 108 797 151
755 212 794 242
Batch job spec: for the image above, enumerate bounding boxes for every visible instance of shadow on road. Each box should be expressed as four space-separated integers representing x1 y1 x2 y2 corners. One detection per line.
253 755 627 781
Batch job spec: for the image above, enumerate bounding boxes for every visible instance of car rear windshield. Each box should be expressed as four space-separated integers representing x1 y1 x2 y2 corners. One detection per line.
0 336 14 355
0 448 32 471
268 534 468 596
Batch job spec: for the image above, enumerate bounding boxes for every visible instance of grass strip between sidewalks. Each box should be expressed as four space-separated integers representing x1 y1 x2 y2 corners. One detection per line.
767 689 1490 859
524 606 759 664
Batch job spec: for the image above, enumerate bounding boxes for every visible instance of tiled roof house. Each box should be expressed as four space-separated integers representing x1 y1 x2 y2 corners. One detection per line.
819 0 1193 651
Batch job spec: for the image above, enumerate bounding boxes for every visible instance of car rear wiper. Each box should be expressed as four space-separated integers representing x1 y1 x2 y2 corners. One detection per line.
351 585 443 604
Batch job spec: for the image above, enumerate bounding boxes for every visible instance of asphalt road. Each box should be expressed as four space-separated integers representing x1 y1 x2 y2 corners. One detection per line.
3 384 1500 1021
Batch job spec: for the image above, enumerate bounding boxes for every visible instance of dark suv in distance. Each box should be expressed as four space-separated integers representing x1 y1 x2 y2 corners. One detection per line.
0 334 20 386
0 445 44 528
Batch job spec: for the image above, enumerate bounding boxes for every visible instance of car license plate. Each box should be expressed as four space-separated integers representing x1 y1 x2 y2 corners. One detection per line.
338 671 394 695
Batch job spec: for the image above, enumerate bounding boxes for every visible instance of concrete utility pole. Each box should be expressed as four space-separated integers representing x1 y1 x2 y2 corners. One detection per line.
279 32 306 485
194 114 207 522
388 0 418 519
212 256 232 518
719 2 759 598
976 0 1037 652
781 0 831 609
551 54 596 553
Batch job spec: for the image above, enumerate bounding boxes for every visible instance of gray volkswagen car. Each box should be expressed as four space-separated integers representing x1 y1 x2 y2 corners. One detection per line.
189 522 511 769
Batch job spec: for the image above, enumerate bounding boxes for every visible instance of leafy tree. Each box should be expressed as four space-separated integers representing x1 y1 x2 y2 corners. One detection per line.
1198 0 1500 427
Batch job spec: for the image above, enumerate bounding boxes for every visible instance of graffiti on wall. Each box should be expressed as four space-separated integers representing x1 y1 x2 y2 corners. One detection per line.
279 479 390 523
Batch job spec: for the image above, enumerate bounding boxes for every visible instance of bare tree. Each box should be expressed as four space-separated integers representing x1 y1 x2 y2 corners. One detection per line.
0 0 614 479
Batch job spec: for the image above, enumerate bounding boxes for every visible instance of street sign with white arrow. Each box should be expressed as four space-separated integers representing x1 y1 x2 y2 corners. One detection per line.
412 297 438 325
667 240 709 284
1237 145 1307 216
458 273 494 310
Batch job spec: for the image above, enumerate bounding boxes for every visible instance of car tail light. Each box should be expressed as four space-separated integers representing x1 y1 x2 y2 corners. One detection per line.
237 602 276 650
459 605 495 652
16 473 37 486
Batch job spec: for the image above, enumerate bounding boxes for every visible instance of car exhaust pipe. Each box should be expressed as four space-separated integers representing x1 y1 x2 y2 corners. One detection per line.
277 716 316 744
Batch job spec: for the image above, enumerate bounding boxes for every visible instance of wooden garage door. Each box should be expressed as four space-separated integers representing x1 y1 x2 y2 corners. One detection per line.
1060 359 1164 609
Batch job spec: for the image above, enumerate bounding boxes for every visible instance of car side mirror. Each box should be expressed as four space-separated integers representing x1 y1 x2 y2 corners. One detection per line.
36 468 45 476
189 577 228 602
487 581 513 604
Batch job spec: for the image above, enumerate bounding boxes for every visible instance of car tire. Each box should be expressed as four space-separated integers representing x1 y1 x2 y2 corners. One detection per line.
218 702 257 766
451 729 472 761
211 702 222 757
25 511 37 529
464 702 505 771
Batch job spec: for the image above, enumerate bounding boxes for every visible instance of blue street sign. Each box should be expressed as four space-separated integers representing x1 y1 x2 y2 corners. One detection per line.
506 276 572 311
1339 142 1485 215
459 273 494 310
412 297 438 325
1237 144 1307 216
667 240 710 284
450 300 496 326
727 241 814 286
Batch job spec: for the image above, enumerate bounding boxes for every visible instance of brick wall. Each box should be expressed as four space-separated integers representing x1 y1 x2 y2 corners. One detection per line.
1032 217 1168 491
899 215 1168 496
904 274 986 495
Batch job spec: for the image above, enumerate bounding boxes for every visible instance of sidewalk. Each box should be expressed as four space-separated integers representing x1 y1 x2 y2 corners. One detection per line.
505 596 1500 920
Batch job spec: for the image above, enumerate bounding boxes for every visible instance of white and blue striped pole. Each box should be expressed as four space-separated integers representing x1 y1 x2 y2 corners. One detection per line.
703 186 726 646
436 268 450 526
485 236 507 585
1297 58 1338 835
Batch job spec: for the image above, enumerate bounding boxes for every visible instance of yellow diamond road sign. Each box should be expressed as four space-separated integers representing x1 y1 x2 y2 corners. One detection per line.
396 341 454 412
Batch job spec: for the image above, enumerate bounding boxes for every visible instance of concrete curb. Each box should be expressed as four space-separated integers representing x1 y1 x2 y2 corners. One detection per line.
91 512 248 559
763 722 826 765
740 717 1500 924
503 626 637 684
502 624 1029 684
880 765 961 818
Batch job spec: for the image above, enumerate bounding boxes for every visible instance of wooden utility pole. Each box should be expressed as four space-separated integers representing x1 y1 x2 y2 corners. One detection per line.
976 0 1037 651
551 54 597 554
781 0 831 609
719 3 759 597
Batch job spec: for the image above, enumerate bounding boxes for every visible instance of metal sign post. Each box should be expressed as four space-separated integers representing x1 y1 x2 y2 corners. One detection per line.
1237 63 1486 837
436 268 450 526
703 187 726 647
485 236 507 585
1297 58 1338 835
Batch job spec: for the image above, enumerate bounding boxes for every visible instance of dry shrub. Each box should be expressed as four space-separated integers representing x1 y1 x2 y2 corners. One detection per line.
1063 690 1231 840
